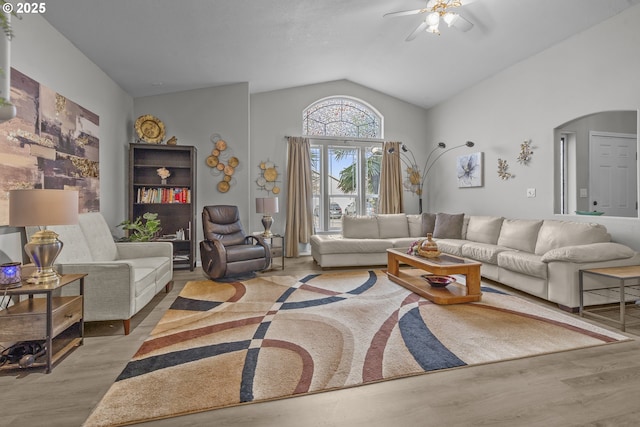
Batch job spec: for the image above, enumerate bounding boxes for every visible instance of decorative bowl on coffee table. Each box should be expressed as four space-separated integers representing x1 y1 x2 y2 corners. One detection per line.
421 275 455 288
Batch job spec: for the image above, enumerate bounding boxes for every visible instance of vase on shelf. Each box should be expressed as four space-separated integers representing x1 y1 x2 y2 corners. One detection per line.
161 179 167 185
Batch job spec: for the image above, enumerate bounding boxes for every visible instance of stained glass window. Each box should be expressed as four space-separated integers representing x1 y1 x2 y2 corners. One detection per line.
303 97 382 138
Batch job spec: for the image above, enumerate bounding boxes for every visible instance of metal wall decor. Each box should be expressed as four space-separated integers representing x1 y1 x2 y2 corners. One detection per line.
257 159 280 195
497 158 514 180
517 139 533 165
206 133 239 193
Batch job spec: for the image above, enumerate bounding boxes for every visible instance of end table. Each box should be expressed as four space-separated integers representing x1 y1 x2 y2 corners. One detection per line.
0 273 86 373
254 233 285 271
579 265 640 332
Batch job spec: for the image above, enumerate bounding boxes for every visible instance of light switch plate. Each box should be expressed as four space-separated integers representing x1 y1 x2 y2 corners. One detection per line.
526 188 536 198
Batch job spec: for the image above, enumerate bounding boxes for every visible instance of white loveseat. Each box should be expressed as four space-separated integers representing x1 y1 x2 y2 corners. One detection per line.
36 212 174 334
310 213 640 310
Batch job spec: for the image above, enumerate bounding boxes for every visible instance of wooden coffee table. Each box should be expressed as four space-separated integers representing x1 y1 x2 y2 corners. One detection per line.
386 248 482 304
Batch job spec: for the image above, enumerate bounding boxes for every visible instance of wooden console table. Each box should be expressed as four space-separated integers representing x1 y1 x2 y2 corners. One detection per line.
0 273 86 373
387 248 482 304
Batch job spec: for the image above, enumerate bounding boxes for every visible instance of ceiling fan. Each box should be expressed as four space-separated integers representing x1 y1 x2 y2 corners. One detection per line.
384 0 474 41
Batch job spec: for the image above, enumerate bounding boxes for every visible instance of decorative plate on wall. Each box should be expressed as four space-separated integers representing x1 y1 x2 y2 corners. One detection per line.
135 115 166 143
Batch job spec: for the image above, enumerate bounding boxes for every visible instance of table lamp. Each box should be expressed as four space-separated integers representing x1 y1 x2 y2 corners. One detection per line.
9 189 79 284
256 197 279 237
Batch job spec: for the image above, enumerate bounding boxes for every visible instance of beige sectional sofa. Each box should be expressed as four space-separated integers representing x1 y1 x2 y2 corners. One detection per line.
310 213 640 310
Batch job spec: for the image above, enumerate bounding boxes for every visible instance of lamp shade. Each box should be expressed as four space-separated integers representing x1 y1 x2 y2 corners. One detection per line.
256 197 279 214
9 189 79 227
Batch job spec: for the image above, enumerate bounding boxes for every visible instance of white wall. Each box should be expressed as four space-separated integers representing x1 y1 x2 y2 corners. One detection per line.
0 14 133 262
250 79 430 234
133 83 250 248
423 4 640 249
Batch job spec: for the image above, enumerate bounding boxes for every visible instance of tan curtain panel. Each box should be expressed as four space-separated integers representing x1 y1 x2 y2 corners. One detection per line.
285 137 313 257
378 141 404 214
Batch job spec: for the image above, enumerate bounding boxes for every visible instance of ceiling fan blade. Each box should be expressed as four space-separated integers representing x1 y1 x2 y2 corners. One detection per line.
383 8 428 19
406 20 428 41
449 14 474 32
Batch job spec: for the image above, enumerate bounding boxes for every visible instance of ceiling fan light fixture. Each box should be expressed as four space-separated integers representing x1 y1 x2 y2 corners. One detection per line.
426 12 440 26
443 12 458 26
426 25 440 35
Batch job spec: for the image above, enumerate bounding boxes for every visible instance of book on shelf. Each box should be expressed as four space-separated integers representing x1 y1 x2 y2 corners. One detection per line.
136 187 191 204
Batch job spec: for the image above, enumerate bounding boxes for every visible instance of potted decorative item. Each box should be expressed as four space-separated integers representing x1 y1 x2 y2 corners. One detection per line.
118 212 161 241
417 233 441 258
157 167 170 184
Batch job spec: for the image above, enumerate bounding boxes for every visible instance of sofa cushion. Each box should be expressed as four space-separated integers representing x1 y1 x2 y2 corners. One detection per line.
541 242 635 263
433 213 464 239
461 242 511 264
343 215 379 239
389 237 419 248
407 215 423 237
461 216 470 239
497 219 543 253
48 224 94 263
433 239 467 257
497 251 547 279
465 216 504 244
311 234 392 254
79 212 119 261
534 220 610 255
377 214 409 238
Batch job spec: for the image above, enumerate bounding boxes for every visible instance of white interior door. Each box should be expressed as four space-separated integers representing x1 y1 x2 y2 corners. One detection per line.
589 131 637 217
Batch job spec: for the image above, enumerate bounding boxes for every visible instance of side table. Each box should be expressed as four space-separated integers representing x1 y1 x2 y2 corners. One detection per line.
254 233 285 271
579 266 640 332
0 273 86 373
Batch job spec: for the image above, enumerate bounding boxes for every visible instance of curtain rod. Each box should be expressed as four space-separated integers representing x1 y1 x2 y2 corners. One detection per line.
285 135 385 143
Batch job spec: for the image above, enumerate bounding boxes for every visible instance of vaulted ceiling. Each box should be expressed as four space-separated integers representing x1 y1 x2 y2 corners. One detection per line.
42 0 640 109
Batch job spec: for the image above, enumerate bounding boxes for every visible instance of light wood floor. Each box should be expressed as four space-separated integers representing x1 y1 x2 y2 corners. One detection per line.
1 256 639 427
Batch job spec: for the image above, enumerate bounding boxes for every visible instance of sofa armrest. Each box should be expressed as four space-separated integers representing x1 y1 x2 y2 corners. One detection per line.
115 241 173 260
56 262 137 321
541 242 636 263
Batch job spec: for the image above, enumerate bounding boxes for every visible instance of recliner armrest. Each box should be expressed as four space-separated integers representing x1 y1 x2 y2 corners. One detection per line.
200 239 227 279
246 235 272 266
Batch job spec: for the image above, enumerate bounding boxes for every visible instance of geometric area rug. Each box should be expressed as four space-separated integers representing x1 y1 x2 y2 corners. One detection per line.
83 270 629 426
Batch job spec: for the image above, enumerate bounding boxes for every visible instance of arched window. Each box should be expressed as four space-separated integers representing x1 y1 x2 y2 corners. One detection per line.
303 96 383 138
302 96 383 232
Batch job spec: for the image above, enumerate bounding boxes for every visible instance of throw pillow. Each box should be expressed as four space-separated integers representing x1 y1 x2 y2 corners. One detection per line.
377 214 409 238
433 213 464 239
422 212 436 235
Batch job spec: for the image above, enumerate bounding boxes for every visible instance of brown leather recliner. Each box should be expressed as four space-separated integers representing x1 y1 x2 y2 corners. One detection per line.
200 205 271 280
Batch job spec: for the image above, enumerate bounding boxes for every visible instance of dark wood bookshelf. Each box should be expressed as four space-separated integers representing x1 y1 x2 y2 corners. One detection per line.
128 143 197 270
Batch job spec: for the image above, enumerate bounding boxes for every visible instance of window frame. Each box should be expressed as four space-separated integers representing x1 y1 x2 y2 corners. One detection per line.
303 96 384 233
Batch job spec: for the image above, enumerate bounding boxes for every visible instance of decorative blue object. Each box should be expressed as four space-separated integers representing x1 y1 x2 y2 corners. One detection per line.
0 262 22 287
